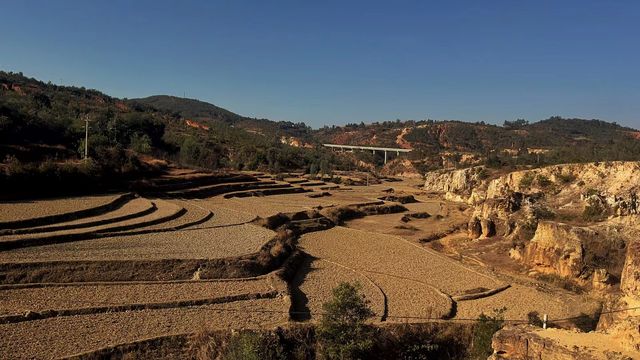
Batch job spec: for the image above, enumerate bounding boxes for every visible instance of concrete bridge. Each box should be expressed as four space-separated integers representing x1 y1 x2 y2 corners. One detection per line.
323 143 412 164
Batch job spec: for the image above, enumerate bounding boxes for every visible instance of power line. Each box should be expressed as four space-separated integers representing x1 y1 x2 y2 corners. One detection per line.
1 294 639 325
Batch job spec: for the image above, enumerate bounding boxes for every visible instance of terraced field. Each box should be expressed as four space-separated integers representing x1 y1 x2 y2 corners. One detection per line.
0 298 288 359
0 172 602 358
0 277 276 316
0 223 274 262
0 194 123 224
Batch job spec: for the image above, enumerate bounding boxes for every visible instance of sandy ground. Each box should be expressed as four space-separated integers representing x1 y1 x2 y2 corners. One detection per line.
0 298 288 359
0 278 274 316
0 194 122 223
0 224 274 262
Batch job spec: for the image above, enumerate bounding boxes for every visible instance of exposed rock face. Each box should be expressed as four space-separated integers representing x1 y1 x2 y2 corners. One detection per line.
481 218 496 237
468 217 482 239
491 325 636 360
596 241 640 352
423 166 487 203
523 222 590 278
621 240 640 297
486 161 640 200
591 268 612 290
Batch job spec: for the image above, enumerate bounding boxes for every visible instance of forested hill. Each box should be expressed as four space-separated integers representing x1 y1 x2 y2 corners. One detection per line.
2 69 640 175
314 116 640 167
130 95 313 142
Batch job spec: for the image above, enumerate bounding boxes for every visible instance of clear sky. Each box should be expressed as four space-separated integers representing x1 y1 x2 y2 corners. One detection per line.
1 0 639 128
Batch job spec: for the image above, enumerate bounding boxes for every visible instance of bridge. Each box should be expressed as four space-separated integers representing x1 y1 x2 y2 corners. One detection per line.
323 143 412 164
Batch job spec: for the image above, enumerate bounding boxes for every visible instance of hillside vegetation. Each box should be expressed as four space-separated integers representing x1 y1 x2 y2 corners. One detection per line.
2 70 640 192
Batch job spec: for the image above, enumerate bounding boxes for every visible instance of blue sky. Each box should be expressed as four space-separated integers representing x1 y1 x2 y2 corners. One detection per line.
2 0 639 128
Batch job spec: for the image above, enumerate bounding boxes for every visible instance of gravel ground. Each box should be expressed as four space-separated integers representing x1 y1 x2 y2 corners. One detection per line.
0 199 183 242
0 279 274 316
292 258 385 320
453 284 599 322
298 226 502 297
0 298 288 359
0 224 275 262
0 194 122 223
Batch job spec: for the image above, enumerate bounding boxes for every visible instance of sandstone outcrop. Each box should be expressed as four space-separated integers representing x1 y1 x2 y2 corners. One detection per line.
523 222 589 278
491 325 637 360
468 217 482 239
423 166 487 203
620 240 640 297
486 161 640 200
597 241 640 352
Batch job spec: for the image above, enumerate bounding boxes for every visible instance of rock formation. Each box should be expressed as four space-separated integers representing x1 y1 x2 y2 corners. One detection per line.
423 166 487 203
523 221 589 278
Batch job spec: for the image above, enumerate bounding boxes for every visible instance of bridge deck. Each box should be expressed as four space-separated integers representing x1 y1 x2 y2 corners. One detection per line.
323 144 412 152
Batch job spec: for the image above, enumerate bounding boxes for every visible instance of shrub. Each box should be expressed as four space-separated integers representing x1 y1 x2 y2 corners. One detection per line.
317 282 375 359
527 311 544 327
222 331 286 360
519 173 535 188
129 133 152 154
556 172 576 184
582 202 607 221
469 307 506 359
536 174 552 188
584 188 599 197
477 167 489 180
536 274 583 293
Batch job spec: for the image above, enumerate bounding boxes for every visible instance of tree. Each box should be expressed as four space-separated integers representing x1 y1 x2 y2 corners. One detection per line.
470 307 506 359
129 133 152 154
317 282 375 359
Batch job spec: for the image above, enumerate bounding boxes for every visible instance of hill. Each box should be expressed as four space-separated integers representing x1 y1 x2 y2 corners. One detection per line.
2 69 640 180
130 95 314 143
315 117 640 170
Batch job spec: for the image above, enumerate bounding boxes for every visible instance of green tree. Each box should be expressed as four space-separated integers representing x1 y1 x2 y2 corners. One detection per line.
317 282 375 359
129 133 152 154
470 307 506 359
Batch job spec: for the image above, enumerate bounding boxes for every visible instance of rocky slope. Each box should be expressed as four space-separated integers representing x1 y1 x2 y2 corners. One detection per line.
491 239 640 358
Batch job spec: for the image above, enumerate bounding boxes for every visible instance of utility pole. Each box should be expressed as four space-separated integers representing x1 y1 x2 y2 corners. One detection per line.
84 114 90 160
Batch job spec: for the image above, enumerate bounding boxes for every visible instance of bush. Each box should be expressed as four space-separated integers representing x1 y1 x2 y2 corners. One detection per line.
536 273 583 293
556 172 576 184
582 202 607 221
469 307 506 359
536 174 552 188
222 331 286 360
129 133 152 154
519 173 535 188
527 311 544 327
317 282 375 359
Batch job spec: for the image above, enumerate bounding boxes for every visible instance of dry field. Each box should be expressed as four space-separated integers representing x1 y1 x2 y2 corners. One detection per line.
0 223 274 262
0 194 122 224
0 175 605 358
345 198 469 243
0 277 275 316
291 256 385 320
0 298 288 359
299 226 502 297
